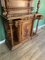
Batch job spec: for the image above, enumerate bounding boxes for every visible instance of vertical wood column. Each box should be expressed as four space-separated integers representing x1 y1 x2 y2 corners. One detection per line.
9 20 14 46
30 15 35 37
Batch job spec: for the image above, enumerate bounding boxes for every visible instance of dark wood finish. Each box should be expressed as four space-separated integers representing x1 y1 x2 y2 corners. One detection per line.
4 17 33 50
1 0 43 50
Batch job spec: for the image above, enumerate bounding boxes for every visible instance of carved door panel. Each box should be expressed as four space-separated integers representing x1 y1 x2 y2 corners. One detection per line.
22 20 31 41
19 19 32 42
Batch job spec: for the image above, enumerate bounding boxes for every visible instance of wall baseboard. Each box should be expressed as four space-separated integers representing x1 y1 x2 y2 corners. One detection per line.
0 39 5 44
0 24 45 44
33 24 45 31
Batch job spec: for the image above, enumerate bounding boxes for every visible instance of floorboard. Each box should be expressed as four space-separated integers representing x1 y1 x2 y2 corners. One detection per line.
0 27 45 60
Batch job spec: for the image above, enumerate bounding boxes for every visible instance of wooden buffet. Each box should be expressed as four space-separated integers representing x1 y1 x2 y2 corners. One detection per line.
3 14 35 50
1 0 43 50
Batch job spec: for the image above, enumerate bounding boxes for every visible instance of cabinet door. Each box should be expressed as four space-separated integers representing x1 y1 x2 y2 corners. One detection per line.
19 19 32 42
22 20 31 41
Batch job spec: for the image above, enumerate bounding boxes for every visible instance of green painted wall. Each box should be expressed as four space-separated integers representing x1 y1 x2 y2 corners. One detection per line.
0 17 5 41
0 0 45 41
33 0 45 28
0 2 5 41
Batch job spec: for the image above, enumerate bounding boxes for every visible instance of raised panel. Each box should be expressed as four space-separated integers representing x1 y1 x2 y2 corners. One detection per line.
5 0 28 8
19 19 32 42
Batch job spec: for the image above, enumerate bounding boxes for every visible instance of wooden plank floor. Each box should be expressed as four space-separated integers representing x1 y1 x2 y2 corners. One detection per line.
0 27 45 60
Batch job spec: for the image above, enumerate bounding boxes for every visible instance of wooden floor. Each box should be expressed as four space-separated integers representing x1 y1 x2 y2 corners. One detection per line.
0 27 45 60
